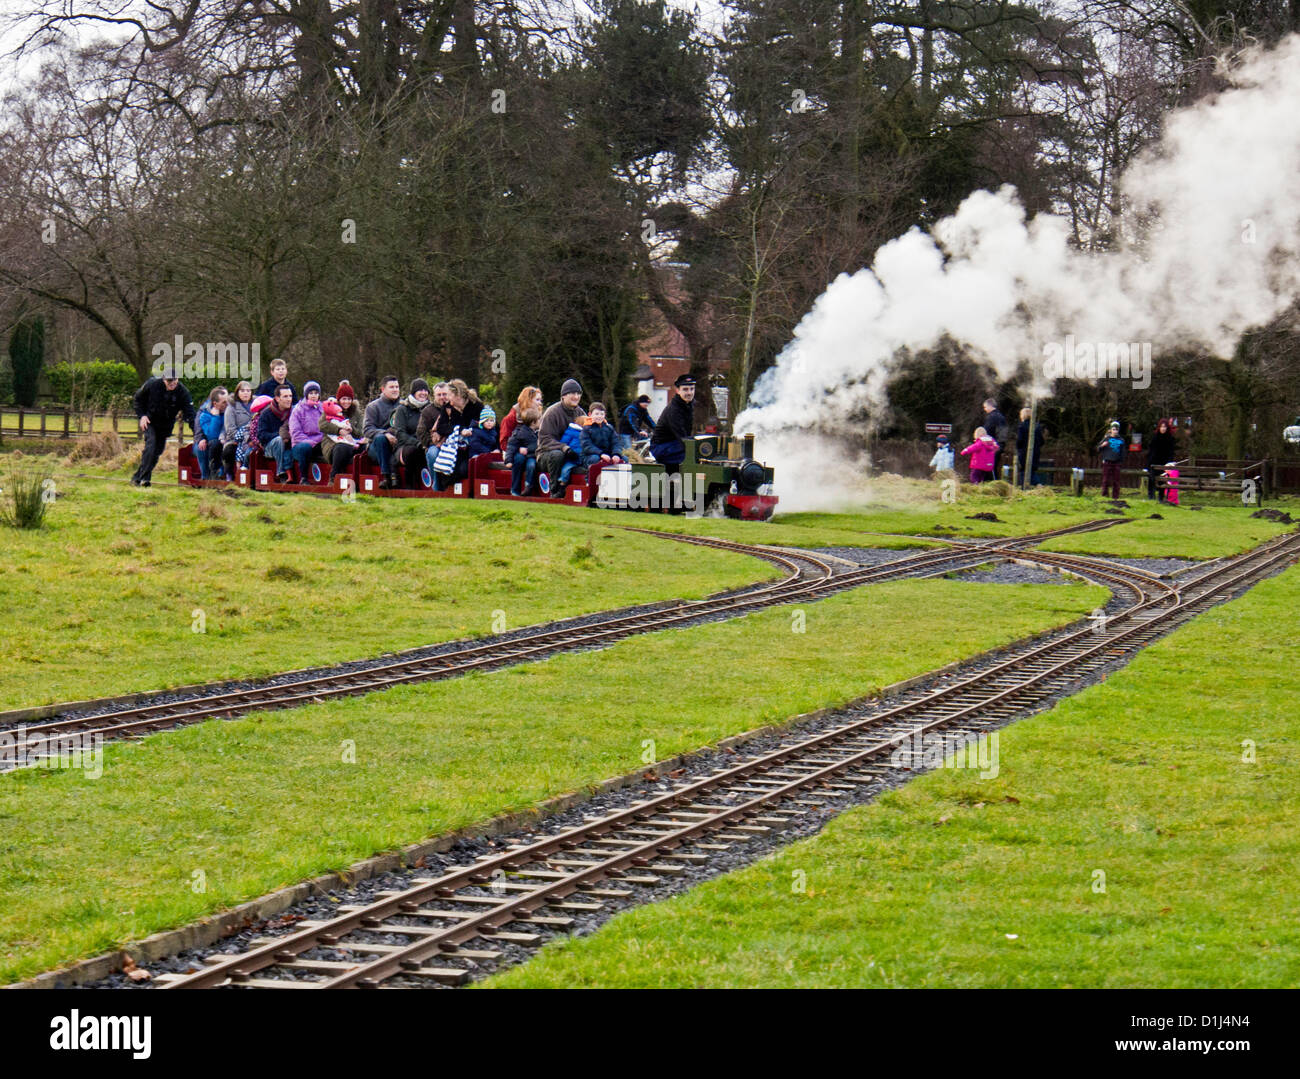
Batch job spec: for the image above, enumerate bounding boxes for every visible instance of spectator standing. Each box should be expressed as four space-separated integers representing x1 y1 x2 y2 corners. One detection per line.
223 381 256 475
364 376 402 488
1161 462 1181 506
960 427 998 483
254 358 297 404
929 434 954 472
537 378 587 496
1098 421 1125 499
131 371 197 486
1015 407 1046 487
1146 419 1177 501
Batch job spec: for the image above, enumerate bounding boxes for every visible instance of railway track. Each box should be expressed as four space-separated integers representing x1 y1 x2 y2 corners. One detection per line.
155 527 1300 989
1 518 1126 769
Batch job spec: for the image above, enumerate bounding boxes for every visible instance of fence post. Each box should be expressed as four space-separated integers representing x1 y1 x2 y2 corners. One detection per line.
63 409 70 438
17 409 23 437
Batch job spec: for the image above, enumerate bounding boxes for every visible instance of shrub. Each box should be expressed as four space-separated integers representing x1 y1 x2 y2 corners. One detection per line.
0 467 53 529
46 361 139 409
67 432 126 463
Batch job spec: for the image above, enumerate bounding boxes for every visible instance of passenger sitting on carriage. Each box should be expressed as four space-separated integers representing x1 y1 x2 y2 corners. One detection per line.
391 378 431 487
223 381 256 476
288 381 326 484
579 403 624 469
465 404 498 457
257 385 295 482
506 407 542 496
319 384 367 480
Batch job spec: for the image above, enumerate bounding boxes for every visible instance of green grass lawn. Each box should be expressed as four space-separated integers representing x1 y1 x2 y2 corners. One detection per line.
0 576 1103 984
489 565 1300 989
0 456 776 710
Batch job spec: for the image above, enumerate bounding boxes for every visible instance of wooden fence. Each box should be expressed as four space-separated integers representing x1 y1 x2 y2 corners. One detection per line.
0 407 141 441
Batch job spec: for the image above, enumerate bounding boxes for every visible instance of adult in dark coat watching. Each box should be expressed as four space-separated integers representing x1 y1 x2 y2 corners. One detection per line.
537 378 587 496
1015 407 1046 487
131 372 197 486
981 398 1008 477
1146 418 1177 501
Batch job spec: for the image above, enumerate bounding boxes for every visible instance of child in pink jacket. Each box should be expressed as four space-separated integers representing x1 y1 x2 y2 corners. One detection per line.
1161 463 1180 506
960 427 998 483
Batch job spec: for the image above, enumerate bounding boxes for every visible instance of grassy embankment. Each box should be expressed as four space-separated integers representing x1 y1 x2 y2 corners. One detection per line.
0 576 1103 984
490 565 1300 989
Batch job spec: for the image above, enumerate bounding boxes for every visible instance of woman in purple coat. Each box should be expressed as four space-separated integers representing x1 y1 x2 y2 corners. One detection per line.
288 381 326 483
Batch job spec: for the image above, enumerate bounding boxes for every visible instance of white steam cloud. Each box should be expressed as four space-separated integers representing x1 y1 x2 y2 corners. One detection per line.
737 34 1300 511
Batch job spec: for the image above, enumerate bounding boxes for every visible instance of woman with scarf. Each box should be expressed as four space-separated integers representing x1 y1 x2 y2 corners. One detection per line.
222 381 257 476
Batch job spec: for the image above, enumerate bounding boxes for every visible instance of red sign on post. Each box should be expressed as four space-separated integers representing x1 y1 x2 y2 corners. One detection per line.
925 423 952 434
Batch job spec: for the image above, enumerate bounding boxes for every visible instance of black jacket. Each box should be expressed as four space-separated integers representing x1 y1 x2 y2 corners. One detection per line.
619 403 652 437
1147 430 1176 468
132 378 196 437
983 408 1007 448
255 377 298 404
391 399 425 450
506 424 539 457
1016 420 1045 467
652 394 693 445
256 404 290 446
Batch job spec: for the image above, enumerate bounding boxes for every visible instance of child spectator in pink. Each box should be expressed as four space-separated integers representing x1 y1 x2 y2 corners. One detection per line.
960 427 998 483
1162 463 1180 506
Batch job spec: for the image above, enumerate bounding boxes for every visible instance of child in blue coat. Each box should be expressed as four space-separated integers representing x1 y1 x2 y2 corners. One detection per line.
466 404 499 458
579 403 624 468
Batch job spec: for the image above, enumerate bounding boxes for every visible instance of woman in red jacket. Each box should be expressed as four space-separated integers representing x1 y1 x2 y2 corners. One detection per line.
498 385 542 453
